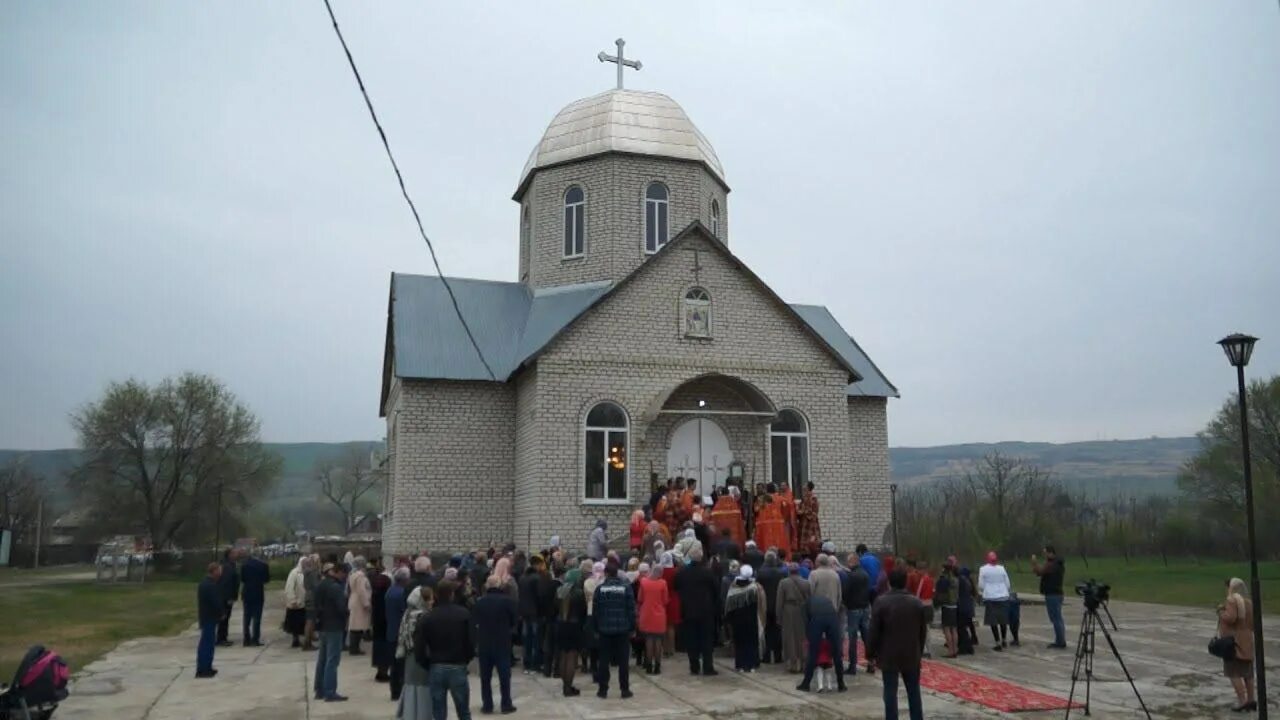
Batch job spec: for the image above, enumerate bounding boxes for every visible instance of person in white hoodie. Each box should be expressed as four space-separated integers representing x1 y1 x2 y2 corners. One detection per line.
977 551 1012 651
284 556 310 647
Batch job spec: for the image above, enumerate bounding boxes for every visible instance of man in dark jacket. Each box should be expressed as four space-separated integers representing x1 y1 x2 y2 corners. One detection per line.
473 575 518 714
591 558 636 699
1032 544 1067 649
313 564 350 703
742 541 765 573
868 568 927 720
416 581 475 720
673 545 720 676
536 563 561 677
518 557 545 672
216 547 241 647
196 562 223 678
757 551 785 664
842 553 872 675
239 551 270 646
385 567 411 701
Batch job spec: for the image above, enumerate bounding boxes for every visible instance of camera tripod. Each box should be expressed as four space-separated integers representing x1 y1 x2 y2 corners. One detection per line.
1064 602 1151 718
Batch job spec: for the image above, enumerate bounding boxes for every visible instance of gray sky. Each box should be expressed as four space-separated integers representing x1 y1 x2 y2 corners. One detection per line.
3 2 1278 450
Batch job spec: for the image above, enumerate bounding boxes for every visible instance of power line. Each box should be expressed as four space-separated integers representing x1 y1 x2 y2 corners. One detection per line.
321 0 496 381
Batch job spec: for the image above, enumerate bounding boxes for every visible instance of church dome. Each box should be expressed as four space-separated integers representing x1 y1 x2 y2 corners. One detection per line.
516 89 726 197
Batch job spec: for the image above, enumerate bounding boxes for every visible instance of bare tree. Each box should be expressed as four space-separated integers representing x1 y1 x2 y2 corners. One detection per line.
963 450 1053 549
315 448 382 534
71 373 281 548
0 458 47 544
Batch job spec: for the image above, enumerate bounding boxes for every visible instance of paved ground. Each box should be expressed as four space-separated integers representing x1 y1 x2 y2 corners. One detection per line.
57 593 1278 719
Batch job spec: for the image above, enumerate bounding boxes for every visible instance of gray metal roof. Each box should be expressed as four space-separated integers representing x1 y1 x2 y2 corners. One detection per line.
389 275 896 399
516 90 726 197
789 304 900 398
389 274 608 381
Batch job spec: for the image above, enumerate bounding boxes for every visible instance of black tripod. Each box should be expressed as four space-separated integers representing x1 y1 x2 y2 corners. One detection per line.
1064 601 1151 718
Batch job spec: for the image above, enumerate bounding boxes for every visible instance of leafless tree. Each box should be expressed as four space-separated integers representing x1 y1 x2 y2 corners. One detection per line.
0 458 47 544
315 448 382 534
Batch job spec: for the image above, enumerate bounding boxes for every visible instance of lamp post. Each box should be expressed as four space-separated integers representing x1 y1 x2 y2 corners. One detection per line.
889 483 899 555
1218 332 1266 718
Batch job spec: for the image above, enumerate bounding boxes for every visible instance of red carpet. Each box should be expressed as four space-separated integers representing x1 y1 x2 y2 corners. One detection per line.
851 646 1082 712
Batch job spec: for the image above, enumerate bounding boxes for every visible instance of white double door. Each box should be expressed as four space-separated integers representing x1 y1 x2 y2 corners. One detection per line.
666 418 733 498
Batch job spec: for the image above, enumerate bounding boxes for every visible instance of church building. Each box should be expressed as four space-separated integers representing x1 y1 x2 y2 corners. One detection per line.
380 48 897 554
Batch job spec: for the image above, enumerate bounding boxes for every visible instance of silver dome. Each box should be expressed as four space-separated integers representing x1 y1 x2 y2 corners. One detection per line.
515 89 726 197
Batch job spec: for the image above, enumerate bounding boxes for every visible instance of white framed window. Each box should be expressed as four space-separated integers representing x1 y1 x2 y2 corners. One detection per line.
769 409 809 495
710 199 720 238
682 286 711 338
644 182 669 253
563 185 585 258
584 401 629 502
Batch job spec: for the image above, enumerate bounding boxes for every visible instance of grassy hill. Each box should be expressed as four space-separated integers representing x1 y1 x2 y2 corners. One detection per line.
4 436 1199 521
889 436 1199 496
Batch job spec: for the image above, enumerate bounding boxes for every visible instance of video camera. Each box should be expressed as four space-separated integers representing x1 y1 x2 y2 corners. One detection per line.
1074 578 1111 610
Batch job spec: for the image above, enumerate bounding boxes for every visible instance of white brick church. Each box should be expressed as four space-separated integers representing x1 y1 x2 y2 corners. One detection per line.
380 60 897 555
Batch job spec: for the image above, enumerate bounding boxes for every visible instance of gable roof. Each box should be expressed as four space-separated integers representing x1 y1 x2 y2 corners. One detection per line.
382 222 897 413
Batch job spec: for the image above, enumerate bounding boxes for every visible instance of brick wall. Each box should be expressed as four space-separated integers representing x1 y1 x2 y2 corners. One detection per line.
381 379 516 555
848 396 893 550
520 154 730 290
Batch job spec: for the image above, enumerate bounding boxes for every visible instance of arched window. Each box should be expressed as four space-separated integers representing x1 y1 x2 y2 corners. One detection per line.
770 409 809 495
645 182 669 253
682 286 711 338
710 199 720 238
584 401 628 501
563 185 585 257
520 205 531 280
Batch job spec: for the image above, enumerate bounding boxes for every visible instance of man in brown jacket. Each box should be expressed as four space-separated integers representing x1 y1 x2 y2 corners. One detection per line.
868 567 927 720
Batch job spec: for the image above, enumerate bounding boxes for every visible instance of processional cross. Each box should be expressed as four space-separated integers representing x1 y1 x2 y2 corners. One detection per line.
598 38 642 89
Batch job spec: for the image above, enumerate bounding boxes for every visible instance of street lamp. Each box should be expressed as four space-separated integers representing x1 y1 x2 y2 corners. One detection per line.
889 483 899 555
1218 332 1265 718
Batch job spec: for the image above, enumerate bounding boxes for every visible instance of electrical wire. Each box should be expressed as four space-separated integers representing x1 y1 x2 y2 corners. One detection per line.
322 0 496 380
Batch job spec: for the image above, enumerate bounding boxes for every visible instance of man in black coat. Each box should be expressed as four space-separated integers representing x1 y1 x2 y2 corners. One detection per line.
196 562 223 678
742 541 765 573
535 562 561 677
757 551 785 664
239 551 270 646
473 576 518 714
673 545 720 676
867 568 928 720
216 547 241 647
416 581 476 718
314 564 350 702
517 557 545 673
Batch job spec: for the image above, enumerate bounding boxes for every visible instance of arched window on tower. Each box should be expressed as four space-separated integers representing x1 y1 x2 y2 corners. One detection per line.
710 199 721 238
564 185 585 257
770 409 809 495
645 182 669 253
520 205 531 281
584 401 628 501
682 287 711 338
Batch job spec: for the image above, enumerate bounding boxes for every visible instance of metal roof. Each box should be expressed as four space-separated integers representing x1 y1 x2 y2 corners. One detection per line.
789 304 899 398
389 274 608 382
389 276 896 399
515 89 726 197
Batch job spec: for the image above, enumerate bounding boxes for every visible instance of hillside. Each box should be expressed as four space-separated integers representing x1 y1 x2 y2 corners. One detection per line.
889 436 1199 496
3 436 1199 518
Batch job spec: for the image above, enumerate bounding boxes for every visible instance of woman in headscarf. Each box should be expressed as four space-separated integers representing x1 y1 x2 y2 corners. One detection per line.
369 558 393 681
674 527 699 562
492 556 517 599
643 521 672 560
978 551 1012 650
777 562 812 673
302 553 322 650
1218 577 1257 712
346 556 372 655
724 564 766 672
555 566 588 696
629 509 647 555
283 556 309 647
587 519 609 561
582 560 605 673
660 551 682 657
637 563 669 674
396 585 434 720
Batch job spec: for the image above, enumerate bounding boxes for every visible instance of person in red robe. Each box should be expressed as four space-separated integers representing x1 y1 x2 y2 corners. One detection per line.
797 482 822 558
777 486 799 554
709 486 746 550
753 487 791 558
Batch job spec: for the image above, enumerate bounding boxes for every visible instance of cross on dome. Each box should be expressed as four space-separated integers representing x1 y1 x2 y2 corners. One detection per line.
597 38 641 90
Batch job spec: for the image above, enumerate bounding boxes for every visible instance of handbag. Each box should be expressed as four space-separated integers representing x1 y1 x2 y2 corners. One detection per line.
1209 635 1237 659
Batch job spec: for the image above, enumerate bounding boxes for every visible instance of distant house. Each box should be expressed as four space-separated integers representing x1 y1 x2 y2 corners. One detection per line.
345 513 382 543
49 508 91 546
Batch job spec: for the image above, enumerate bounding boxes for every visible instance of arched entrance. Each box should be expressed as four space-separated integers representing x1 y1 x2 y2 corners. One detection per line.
667 418 733 498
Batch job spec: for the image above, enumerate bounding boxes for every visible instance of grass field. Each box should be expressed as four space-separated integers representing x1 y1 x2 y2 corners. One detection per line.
999 555 1280 608
0 579 195 681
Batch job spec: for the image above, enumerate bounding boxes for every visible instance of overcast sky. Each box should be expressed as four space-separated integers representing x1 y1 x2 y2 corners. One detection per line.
2 2 1278 450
